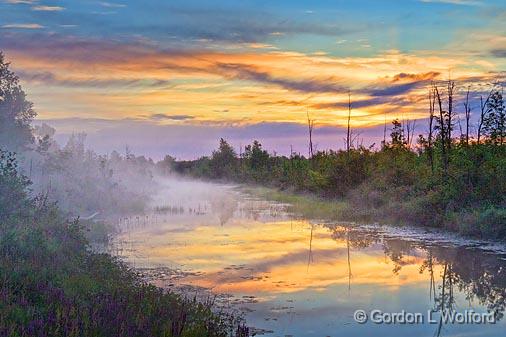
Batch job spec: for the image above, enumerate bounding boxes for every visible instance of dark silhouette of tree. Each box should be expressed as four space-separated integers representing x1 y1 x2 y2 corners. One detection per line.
428 86 436 172
483 90 505 145
463 87 471 146
244 140 269 170
478 89 493 144
390 119 405 148
0 52 36 151
209 138 237 178
433 80 455 180
0 150 32 223
307 110 315 158
346 92 352 153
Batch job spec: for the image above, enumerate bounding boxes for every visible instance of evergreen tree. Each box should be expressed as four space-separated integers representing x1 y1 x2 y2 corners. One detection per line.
209 138 237 178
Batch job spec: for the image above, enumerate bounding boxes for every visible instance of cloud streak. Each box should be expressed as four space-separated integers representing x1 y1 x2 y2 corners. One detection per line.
149 114 194 121
491 49 506 58
31 5 64 11
420 0 482 5
2 33 501 127
214 62 348 94
4 0 38 4
99 2 126 8
1 23 44 29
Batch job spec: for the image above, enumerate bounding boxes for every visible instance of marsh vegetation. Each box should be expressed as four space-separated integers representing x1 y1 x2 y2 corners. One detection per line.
113 180 506 337
172 84 506 238
1 46 505 337
0 53 248 336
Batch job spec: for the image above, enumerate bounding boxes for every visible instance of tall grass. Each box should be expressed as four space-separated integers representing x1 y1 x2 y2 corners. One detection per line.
0 150 247 337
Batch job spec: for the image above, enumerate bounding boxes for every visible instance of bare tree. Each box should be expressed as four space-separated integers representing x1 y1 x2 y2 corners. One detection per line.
433 84 447 175
346 92 352 153
405 119 417 149
447 80 455 152
428 87 436 173
383 112 387 148
477 89 493 144
463 87 471 145
433 80 456 179
306 109 314 158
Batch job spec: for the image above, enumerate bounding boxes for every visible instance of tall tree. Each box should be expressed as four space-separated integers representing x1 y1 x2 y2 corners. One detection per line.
483 90 505 145
210 138 237 178
428 87 436 173
0 52 36 152
433 81 455 179
244 140 269 170
463 87 471 145
390 119 405 148
346 92 352 153
0 150 32 223
477 89 493 144
405 119 416 149
306 109 314 158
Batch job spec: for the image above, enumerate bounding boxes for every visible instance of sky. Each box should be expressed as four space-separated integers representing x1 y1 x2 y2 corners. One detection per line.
1 0 505 159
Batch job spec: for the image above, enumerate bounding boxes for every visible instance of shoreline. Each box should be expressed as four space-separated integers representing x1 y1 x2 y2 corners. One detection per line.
237 184 506 242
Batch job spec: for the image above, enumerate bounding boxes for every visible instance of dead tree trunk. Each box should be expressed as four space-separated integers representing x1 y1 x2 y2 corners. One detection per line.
463 87 471 145
346 92 352 153
383 112 387 148
478 90 493 144
447 80 455 154
428 87 435 173
434 84 448 179
406 119 416 149
307 109 314 158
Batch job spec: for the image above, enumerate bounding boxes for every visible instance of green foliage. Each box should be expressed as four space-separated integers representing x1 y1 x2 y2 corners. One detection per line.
0 152 240 337
244 140 269 170
390 119 405 148
483 91 506 145
172 132 506 238
0 149 32 224
0 53 35 152
0 51 157 219
209 138 238 179
477 206 506 238
27 134 157 217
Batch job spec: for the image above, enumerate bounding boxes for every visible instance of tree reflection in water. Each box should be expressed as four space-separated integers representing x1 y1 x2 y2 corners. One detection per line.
327 223 506 332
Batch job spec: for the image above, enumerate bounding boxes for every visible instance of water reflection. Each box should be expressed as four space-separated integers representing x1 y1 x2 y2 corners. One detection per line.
112 182 506 337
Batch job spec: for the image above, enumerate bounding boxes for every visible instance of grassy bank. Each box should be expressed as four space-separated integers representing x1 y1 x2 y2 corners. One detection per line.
240 185 506 240
169 82 506 238
0 150 247 337
240 185 348 221
0 53 248 336
173 127 506 239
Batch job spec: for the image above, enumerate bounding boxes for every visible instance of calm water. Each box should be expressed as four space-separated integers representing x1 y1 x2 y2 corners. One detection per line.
112 179 506 337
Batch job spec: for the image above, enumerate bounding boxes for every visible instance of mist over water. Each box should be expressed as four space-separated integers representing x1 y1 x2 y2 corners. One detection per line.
111 178 506 337
2 2 506 333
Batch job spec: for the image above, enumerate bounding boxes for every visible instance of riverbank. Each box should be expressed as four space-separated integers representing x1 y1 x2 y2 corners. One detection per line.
240 185 348 220
239 185 506 240
0 151 247 337
109 178 506 337
171 132 505 240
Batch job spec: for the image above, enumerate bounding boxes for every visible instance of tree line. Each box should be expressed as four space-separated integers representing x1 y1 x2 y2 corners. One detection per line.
173 81 505 238
1 52 249 336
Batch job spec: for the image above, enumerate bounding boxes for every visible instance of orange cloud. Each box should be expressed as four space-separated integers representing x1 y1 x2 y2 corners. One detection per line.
2 36 503 128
